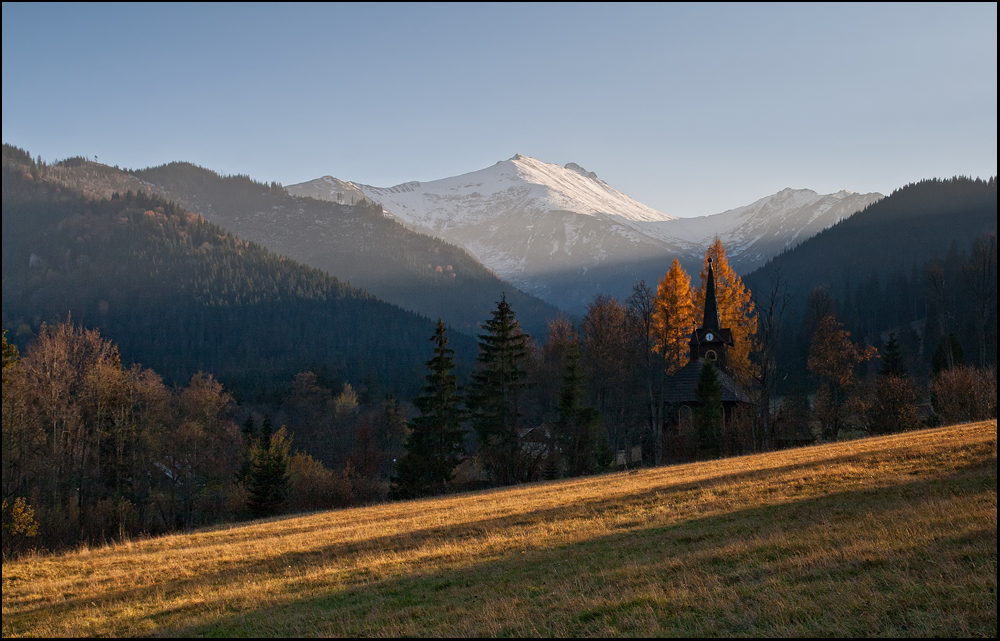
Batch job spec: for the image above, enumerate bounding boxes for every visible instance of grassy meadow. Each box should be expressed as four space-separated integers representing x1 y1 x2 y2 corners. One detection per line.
2 421 996 637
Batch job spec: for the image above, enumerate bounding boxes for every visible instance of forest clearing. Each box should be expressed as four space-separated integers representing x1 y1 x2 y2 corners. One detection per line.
2 420 996 637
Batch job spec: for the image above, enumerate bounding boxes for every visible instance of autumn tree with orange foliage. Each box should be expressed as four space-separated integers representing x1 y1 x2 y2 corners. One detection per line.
693 238 757 375
808 314 877 441
653 258 696 374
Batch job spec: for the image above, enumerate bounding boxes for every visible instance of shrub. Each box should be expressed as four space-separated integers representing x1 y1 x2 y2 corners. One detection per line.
931 366 997 425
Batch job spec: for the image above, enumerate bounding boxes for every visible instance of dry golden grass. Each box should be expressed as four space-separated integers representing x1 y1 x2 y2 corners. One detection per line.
3 421 996 637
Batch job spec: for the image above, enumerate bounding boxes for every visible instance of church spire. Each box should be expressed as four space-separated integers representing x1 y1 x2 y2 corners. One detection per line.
703 257 721 331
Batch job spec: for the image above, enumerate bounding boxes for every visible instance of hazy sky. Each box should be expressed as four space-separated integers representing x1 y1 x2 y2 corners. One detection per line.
2 3 996 217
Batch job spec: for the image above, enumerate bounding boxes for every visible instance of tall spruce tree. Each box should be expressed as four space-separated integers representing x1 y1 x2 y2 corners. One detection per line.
880 332 907 378
247 427 291 517
468 295 532 485
695 360 723 457
555 343 600 477
391 320 465 498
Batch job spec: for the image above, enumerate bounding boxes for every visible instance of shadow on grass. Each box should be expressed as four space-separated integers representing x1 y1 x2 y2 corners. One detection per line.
160 458 995 637
4 442 995 637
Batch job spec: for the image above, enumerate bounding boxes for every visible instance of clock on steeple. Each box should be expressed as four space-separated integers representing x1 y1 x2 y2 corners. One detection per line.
689 257 734 371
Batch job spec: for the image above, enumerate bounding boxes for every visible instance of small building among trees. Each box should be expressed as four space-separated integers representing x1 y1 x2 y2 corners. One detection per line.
662 257 751 458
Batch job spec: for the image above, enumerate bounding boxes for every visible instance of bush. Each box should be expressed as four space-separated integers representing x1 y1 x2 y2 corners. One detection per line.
2 497 39 559
863 375 920 435
288 453 355 512
931 366 997 425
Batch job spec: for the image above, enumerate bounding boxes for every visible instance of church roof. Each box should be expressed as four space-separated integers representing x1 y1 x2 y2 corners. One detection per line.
662 358 751 405
702 258 721 332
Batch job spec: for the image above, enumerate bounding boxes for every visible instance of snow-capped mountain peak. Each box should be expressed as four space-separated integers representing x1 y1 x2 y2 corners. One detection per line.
286 156 881 313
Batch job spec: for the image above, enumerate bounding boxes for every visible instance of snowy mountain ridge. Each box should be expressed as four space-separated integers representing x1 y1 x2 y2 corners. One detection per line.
287 155 882 313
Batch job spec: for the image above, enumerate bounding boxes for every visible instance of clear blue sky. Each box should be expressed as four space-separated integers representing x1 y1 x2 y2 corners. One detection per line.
3 2 996 217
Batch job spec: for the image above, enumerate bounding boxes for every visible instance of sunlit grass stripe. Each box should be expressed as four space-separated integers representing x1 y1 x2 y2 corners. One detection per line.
2 421 995 637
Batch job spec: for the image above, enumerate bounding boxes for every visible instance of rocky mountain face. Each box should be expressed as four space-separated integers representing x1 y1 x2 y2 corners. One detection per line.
289 155 882 313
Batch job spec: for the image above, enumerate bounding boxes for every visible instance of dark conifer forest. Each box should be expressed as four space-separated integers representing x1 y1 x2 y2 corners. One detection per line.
132 161 563 339
744 176 998 388
2 145 474 400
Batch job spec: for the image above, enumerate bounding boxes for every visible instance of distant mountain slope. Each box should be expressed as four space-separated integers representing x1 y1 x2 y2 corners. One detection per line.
743 176 998 377
289 155 880 312
744 176 997 302
637 188 883 272
2 145 475 399
126 162 561 338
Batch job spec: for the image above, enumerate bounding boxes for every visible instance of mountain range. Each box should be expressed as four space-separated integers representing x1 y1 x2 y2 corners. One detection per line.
3 143 994 400
288 155 883 312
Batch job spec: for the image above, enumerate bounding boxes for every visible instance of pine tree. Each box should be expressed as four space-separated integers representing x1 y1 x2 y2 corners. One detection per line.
237 415 257 485
260 413 273 444
247 427 291 517
391 320 465 498
694 360 723 457
468 295 532 485
554 343 600 477
880 332 907 378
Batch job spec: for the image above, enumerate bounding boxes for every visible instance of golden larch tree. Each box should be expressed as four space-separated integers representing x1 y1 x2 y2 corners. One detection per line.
653 258 695 374
693 238 757 374
808 314 877 440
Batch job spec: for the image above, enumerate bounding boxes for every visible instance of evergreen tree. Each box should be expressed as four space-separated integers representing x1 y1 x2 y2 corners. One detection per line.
468 295 532 485
241 415 257 440
247 427 291 517
554 343 600 477
880 332 907 378
237 415 257 484
391 320 465 498
695 360 723 457
260 413 273 444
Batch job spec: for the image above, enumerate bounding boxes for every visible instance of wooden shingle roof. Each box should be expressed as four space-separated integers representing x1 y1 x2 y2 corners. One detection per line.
662 357 751 405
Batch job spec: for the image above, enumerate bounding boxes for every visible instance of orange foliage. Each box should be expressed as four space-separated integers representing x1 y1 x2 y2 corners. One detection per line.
653 258 695 373
807 315 876 390
694 238 756 372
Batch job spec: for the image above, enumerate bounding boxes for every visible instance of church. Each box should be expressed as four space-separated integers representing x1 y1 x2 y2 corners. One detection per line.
662 257 751 448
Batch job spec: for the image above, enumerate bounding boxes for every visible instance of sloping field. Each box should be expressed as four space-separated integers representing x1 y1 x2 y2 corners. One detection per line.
2 422 996 637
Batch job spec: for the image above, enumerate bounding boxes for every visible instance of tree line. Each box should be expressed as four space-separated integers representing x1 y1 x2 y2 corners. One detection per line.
4 233 995 558
394 234 997 498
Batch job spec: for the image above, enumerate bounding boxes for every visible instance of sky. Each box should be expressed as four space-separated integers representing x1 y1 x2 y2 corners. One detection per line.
2 3 996 217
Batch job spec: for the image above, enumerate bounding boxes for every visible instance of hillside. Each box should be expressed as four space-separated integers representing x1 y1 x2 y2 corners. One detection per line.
128 162 562 338
1 145 475 399
742 176 997 379
2 421 995 637
745 177 996 310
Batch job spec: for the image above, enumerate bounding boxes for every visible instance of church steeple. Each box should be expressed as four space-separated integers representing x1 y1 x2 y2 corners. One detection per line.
702 257 721 331
689 256 735 370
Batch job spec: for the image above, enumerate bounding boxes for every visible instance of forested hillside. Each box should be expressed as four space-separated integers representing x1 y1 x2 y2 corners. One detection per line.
744 177 998 385
2 145 474 400
126 162 562 337
747 177 996 297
